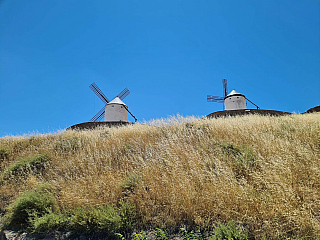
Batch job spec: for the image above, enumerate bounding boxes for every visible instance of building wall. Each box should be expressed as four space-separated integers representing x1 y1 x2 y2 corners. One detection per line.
105 104 128 122
224 95 247 110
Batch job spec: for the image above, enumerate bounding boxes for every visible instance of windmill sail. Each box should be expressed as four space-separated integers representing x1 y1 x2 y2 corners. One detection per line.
207 79 228 110
90 106 105 122
117 87 130 100
223 79 228 98
89 82 110 104
207 95 224 103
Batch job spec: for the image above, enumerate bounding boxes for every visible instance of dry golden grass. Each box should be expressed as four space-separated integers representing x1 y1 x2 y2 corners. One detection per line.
0 113 319 239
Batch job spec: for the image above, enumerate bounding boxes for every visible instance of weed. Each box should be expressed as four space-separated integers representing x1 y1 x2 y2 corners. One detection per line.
71 205 122 234
71 201 135 234
116 232 126 240
132 231 147 240
209 221 248 240
155 228 168 240
121 173 141 193
180 228 202 240
4 200 137 234
1 183 55 229
119 200 136 232
32 210 70 233
1 154 50 180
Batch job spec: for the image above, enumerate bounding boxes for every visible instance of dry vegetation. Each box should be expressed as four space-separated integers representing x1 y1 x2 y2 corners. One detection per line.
0 113 319 239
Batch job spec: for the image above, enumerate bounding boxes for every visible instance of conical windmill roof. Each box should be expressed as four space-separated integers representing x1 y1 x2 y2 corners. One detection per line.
107 97 127 106
227 89 244 96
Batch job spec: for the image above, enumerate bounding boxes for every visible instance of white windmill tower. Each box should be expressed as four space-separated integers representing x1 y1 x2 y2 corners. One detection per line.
105 97 128 122
224 90 247 110
89 82 137 122
207 79 259 110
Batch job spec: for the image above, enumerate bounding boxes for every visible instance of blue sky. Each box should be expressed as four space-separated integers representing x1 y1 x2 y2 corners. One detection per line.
0 0 319 137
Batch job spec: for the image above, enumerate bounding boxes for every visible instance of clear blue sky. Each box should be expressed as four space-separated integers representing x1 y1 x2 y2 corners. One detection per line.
1 0 319 137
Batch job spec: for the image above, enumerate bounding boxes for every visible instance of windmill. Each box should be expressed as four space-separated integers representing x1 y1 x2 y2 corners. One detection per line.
207 79 259 111
89 82 137 122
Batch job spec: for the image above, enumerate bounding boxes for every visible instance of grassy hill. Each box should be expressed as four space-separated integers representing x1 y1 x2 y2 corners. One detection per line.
0 113 319 239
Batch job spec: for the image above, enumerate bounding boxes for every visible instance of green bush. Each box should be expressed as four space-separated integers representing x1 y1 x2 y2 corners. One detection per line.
209 221 248 240
1 180 136 235
32 210 70 233
119 200 136 232
180 228 203 240
1 184 55 229
71 205 122 234
71 201 136 235
132 231 147 240
31 200 136 234
2 154 51 180
155 228 168 240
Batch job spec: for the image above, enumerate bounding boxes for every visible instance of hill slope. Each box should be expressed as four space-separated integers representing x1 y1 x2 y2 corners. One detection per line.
0 113 319 239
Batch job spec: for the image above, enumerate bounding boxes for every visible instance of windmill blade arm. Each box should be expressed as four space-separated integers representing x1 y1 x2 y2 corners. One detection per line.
207 95 224 103
117 87 130 100
223 79 228 98
95 113 105 122
90 106 105 122
89 83 110 104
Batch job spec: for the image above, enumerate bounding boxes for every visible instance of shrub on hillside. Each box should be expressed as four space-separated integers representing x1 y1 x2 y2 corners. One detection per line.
32 210 70 233
118 200 136 232
209 221 248 240
70 201 136 235
1 183 55 229
71 205 122 234
1 154 50 181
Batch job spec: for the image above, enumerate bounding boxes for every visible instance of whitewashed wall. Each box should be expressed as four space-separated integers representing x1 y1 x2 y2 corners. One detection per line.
105 104 128 122
224 95 247 110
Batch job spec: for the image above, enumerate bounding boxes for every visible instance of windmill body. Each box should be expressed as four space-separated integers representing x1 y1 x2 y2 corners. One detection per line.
224 90 247 110
105 97 128 122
